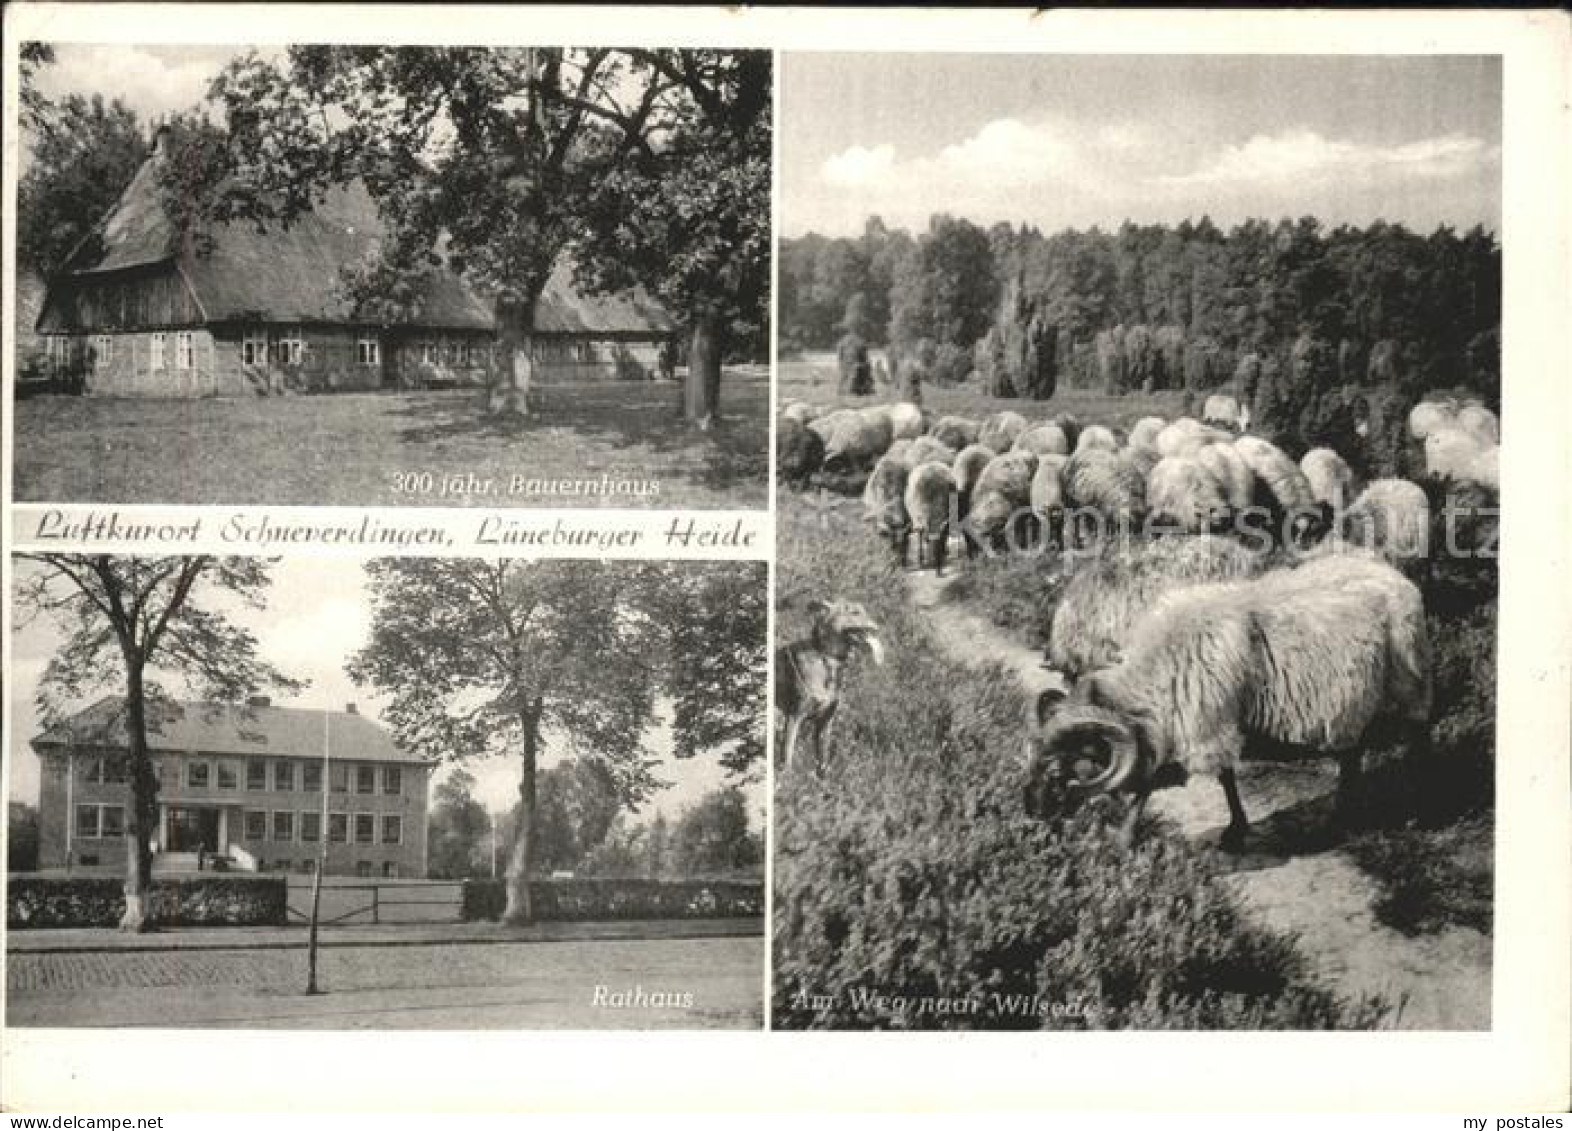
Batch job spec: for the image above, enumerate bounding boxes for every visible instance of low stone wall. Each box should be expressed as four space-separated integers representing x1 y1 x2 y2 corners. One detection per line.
461 877 764 922
7 875 289 929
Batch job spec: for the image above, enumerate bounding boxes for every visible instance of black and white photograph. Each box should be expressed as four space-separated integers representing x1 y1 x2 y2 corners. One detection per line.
12 44 771 508
774 53 1504 1030
6 554 767 1029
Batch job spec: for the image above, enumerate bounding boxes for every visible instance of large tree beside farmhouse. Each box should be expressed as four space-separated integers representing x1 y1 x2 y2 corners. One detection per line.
190 46 767 425
12 555 301 931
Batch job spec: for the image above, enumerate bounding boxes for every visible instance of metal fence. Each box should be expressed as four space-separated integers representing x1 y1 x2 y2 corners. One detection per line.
284 879 463 926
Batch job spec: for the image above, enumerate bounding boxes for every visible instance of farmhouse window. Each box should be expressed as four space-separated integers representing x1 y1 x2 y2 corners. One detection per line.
100 806 125 838
92 335 113 369
355 814 375 844
187 761 210 789
382 815 402 845
176 332 194 370
357 335 381 366
356 765 376 794
329 813 349 843
247 759 267 790
217 762 238 789
244 810 268 841
274 328 304 366
300 812 321 842
383 767 402 795
75 804 100 839
421 340 438 365
274 761 295 792
273 811 294 842
242 329 268 367
303 762 322 792
456 340 471 365
150 332 166 370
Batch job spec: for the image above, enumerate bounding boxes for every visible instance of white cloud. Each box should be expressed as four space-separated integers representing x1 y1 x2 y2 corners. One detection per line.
931 118 1077 187
821 143 897 187
1162 129 1497 188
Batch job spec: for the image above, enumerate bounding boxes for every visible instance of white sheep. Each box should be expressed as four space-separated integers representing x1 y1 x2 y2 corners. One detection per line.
979 411 1030 454
906 435 958 469
1300 447 1356 508
861 454 910 562
930 415 981 451
965 450 1039 553
883 438 916 468
1456 403 1499 446
1126 416 1167 453
1234 434 1324 545
1465 444 1499 491
1074 424 1119 454
1026 553 1431 848
888 401 927 441
904 461 959 574
1202 394 1242 431
1145 455 1231 534
1014 423 1071 457
1407 398 1458 441
780 401 822 427
1061 449 1146 543
952 443 997 520
1423 427 1487 482
1329 478 1432 572
823 411 894 471
1195 442 1255 511
1155 417 1230 459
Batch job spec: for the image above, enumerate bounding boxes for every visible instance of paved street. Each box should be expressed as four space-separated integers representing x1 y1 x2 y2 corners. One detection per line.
7 930 764 1029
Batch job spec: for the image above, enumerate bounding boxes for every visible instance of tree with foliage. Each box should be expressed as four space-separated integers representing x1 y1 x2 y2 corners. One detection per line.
12 556 300 931
534 756 623 873
671 787 762 877
427 768 492 880
7 802 41 873
890 214 998 352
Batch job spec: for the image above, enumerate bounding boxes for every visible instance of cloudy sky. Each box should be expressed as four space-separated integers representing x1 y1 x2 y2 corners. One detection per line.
7 558 765 830
782 54 1501 238
27 43 249 124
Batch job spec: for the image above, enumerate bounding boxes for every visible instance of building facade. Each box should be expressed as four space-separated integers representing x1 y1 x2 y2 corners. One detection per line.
34 696 432 878
32 132 677 396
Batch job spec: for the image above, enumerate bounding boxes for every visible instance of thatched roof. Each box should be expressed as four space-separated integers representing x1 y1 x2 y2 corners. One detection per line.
55 151 676 336
34 695 427 765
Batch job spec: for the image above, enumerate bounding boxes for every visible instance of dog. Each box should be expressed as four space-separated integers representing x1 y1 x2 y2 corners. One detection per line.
774 599 884 774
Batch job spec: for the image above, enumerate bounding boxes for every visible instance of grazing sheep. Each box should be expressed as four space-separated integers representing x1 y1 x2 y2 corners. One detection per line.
904 461 959 574
1026 553 1431 848
930 415 980 451
780 401 821 427
775 600 885 773
1123 444 1163 481
1234 435 1325 546
1300 447 1357 508
1202 394 1243 431
1029 453 1070 547
979 411 1030 454
952 443 997 520
888 401 927 441
1465 444 1499 491
1195 442 1255 511
906 435 958 469
1045 536 1267 681
823 412 894 472
1456 404 1499 446
1126 416 1167 453
1061 449 1146 543
1014 423 1072 457
1155 417 1229 459
1423 427 1487 483
1051 414 1082 453
883 438 916 468
861 455 911 563
965 451 1039 554
1407 398 1459 441
807 408 857 443
1075 424 1119 454
1331 478 1432 572
1145 456 1231 534
777 416 825 488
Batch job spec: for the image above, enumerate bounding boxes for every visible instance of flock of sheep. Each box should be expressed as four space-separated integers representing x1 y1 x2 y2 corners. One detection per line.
779 387 1501 848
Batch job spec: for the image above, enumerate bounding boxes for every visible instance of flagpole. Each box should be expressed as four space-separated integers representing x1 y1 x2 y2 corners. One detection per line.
306 707 330 994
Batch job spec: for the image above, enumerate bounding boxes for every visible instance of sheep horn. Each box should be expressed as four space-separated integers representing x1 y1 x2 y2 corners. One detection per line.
1042 712 1141 797
860 633 885 666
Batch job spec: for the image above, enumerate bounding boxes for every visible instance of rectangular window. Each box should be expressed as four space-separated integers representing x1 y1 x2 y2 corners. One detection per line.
356 860 373 878
357 335 380 366
242 329 268 366
302 762 322 792
300 811 321 843
456 340 471 366
75 804 100 839
100 806 125 838
187 761 210 789
356 765 376 795
381 815 402 846
382 862 399 878
300 859 317 874
244 810 267 841
93 335 113 369
150 332 166 370
247 759 267 790
274 761 295 792
383 767 402 795
217 762 238 790
420 340 437 365
355 814 375 844
330 764 348 793
176 331 194 370
273 811 294 842
329 813 348 843
274 328 304 366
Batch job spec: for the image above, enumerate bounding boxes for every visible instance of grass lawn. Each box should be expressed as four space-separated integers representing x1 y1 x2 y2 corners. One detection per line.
14 369 768 508
778 352 1192 431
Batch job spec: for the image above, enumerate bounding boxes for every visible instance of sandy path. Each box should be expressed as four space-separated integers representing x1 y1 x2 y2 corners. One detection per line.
906 569 1491 1030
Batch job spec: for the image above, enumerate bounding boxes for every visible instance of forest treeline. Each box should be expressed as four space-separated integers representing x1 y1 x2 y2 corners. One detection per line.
780 214 1501 409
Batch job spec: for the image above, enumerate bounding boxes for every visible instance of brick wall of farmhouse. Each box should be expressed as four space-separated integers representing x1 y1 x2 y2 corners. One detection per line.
70 328 237 397
532 335 671 384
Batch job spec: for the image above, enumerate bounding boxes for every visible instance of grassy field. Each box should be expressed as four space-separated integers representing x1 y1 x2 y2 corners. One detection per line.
778 352 1192 430
13 370 768 508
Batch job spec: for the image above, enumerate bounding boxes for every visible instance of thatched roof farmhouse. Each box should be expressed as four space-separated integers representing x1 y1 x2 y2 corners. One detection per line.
35 131 677 397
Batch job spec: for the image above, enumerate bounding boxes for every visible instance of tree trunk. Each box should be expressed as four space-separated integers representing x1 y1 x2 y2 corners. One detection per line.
684 311 726 430
487 298 538 419
501 700 543 925
120 661 158 933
